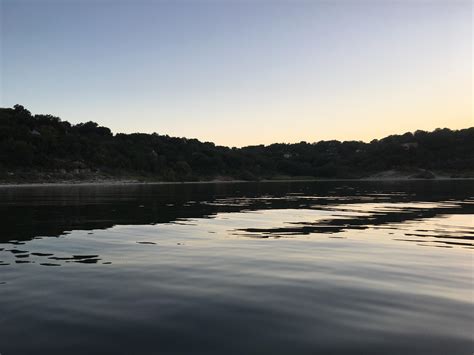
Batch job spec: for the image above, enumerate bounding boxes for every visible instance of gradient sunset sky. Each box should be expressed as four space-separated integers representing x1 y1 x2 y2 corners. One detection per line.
1 0 472 147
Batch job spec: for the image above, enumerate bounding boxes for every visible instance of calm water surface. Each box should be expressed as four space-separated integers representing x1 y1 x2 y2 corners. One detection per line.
0 181 473 354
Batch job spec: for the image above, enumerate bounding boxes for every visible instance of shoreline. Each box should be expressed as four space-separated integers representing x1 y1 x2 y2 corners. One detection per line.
1 176 473 188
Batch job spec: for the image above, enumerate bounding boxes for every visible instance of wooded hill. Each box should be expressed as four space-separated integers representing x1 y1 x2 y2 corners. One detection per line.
1 105 473 182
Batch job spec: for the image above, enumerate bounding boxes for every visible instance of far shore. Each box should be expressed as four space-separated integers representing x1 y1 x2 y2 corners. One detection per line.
1 176 473 188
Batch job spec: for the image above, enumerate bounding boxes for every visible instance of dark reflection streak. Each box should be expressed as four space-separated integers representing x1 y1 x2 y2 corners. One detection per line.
14 254 30 258
31 252 54 256
8 249 29 254
74 258 100 264
417 244 453 248
404 233 474 240
432 240 474 247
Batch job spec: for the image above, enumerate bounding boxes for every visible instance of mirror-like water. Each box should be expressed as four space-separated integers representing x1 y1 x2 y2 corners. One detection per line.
0 180 472 354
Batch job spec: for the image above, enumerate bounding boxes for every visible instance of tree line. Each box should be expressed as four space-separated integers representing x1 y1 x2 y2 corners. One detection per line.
0 105 473 181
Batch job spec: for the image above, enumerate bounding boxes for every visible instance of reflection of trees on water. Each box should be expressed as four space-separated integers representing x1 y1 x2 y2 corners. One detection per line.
0 181 472 247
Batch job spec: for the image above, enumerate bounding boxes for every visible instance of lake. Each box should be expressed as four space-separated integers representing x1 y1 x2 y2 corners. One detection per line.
0 180 472 354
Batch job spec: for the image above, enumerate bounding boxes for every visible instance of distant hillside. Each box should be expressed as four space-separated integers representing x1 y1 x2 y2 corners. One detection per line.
1 105 473 183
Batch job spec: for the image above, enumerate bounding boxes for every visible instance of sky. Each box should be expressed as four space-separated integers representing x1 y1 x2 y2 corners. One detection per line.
1 0 472 147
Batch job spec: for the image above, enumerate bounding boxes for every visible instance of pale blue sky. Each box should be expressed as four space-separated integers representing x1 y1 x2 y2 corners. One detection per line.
1 0 472 146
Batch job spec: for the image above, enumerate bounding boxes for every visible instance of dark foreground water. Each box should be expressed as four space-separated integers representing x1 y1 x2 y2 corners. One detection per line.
0 180 473 354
